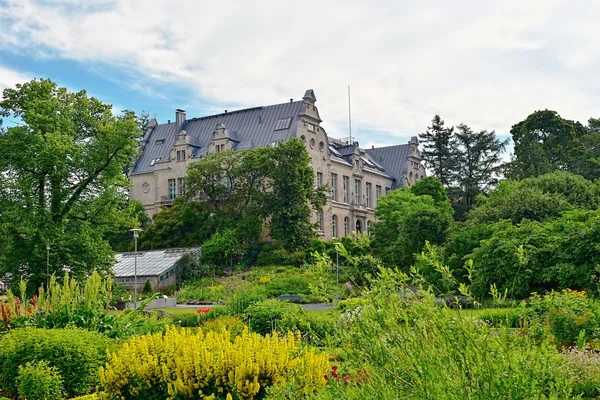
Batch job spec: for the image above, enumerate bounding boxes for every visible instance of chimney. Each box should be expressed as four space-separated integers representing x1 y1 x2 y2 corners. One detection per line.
175 109 186 130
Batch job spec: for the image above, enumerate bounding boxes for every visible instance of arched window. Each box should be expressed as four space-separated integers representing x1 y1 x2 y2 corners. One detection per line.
367 220 372 234
409 171 413 180
332 215 338 238
344 217 350 237
356 219 362 233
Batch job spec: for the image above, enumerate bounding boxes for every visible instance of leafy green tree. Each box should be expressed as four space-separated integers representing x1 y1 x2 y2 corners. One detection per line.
410 176 451 207
268 138 328 250
419 115 458 186
467 172 600 225
0 79 142 290
371 187 453 268
105 199 151 252
454 123 508 209
508 110 587 179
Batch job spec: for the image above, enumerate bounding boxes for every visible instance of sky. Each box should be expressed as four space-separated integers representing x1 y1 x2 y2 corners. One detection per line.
1 0 599 156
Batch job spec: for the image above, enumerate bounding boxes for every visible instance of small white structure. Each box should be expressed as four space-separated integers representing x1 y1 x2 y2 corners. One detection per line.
112 248 198 291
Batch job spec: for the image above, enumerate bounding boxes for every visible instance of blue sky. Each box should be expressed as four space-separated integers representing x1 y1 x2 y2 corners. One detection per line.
1 0 600 157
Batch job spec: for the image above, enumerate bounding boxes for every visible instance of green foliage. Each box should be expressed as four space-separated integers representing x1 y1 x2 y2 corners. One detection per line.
225 286 268 316
245 299 306 335
201 229 245 267
561 349 600 398
17 361 64 400
0 79 142 290
142 279 153 295
200 315 248 338
508 109 588 179
418 115 458 187
0 327 115 398
528 289 600 343
371 183 453 267
139 198 212 250
470 210 600 299
175 278 227 303
467 171 600 225
453 123 508 208
323 268 579 399
256 241 307 267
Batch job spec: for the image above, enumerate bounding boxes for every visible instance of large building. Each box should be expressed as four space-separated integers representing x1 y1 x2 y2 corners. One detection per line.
129 89 425 240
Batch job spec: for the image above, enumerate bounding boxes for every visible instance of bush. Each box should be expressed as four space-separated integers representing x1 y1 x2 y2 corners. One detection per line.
324 268 579 399
200 316 247 338
562 348 600 398
475 307 531 328
256 242 306 267
244 299 306 335
17 361 64 400
264 275 313 297
225 287 268 316
98 327 329 400
528 289 600 343
142 279 153 295
0 327 115 398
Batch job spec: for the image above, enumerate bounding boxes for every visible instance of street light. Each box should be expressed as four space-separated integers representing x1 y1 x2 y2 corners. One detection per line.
334 242 340 305
45 242 51 289
130 228 143 309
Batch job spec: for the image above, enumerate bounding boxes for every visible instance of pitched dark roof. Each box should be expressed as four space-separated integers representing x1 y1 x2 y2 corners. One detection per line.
366 144 412 188
133 101 305 174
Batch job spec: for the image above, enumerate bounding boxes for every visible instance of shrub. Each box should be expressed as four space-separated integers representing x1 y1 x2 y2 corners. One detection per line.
17 361 64 400
264 275 313 297
325 268 579 399
245 299 306 335
256 242 306 266
225 287 268 316
561 348 600 398
475 307 531 328
98 327 329 400
0 327 115 398
142 279 153 295
528 289 600 343
200 316 247 338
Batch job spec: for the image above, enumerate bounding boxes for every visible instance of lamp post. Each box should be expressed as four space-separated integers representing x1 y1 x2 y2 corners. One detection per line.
334 242 340 305
130 228 142 309
45 242 51 289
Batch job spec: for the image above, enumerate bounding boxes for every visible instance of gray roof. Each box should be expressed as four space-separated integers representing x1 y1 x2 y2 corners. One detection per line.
112 248 198 277
133 101 305 174
366 144 412 188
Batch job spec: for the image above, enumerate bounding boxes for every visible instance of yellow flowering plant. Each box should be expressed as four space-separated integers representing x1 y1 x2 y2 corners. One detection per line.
98 326 329 400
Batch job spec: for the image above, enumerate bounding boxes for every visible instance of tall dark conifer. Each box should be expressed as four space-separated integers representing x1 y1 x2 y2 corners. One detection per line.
419 115 458 187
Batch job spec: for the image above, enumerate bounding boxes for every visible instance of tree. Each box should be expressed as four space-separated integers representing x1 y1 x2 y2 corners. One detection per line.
268 138 327 250
508 110 587 179
454 123 508 208
467 172 600 225
371 184 453 268
0 79 142 290
419 115 458 187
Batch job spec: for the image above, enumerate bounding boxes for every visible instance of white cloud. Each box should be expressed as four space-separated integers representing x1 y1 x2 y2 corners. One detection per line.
0 66 30 91
1 0 599 145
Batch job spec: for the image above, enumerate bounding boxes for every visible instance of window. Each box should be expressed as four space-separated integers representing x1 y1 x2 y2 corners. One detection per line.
300 135 306 142
355 179 362 204
319 141 325 151
366 182 372 207
275 117 292 130
168 179 176 200
309 138 316 148
367 220 373 233
155 139 165 145
317 209 323 232
376 185 382 204
344 217 350 236
332 215 338 238
331 174 338 201
316 172 323 187
177 178 184 196
307 123 315 132
215 144 226 153
177 150 186 161
386 187 391 195
343 176 349 203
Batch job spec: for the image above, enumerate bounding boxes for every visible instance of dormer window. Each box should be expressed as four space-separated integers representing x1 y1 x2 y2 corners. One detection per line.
307 123 315 132
275 117 292 130
177 150 186 161
149 158 160 166
155 139 165 145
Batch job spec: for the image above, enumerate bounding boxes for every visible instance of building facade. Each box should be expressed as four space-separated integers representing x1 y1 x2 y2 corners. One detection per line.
129 89 426 240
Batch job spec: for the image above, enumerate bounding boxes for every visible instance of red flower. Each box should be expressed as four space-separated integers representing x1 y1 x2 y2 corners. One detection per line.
196 307 210 314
